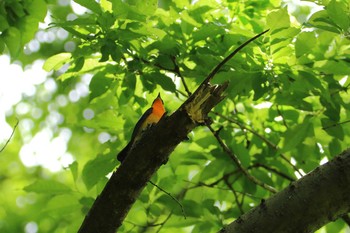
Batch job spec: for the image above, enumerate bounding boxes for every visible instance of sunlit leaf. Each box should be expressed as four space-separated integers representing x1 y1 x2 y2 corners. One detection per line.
82 152 117 190
74 0 101 14
279 117 313 153
24 180 72 194
43 53 72 71
266 8 290 32
89 72 114 101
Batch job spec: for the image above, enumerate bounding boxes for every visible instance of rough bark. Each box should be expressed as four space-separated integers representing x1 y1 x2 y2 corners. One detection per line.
220 149 350 233
77 82 228 233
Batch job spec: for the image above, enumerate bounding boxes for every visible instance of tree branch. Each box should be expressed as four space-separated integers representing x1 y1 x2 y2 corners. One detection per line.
212 111 303 177
205 122 277 194
220 149 350 233
78 30 268 233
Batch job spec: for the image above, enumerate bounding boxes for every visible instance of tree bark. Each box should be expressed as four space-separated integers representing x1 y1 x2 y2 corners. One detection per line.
77 82 228 233
220 149 350 233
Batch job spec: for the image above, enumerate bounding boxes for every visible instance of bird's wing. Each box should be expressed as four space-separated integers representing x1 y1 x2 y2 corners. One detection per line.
130 107 153 142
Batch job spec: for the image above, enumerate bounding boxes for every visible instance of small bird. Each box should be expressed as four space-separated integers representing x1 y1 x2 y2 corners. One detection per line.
117 93 166 162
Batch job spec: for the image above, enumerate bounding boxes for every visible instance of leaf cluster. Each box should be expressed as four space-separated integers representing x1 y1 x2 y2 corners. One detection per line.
2 0 350 232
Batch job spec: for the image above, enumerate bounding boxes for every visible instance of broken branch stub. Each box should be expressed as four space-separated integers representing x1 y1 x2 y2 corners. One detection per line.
183 81 229 124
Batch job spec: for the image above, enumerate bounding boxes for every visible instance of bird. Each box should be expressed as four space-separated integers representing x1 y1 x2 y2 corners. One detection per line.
117 93 166 162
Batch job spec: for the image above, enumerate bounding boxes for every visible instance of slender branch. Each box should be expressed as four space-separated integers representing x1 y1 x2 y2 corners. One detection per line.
0 119 19 153
184 178 264 200
149 181 186 219
250 163 295 182
322 119 350 130
276 105 288 128
172 56 191 96
205 121 277 193
201 29 269 85
212 111 303 177
140 56 191 97
155 212 173 233
186 170 240 190
223 178 244 214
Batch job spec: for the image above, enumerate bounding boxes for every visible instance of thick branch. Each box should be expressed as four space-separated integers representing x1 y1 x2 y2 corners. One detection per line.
78 82 227 233
220 149 350 233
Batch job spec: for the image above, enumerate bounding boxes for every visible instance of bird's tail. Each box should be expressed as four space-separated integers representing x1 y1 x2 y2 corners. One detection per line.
117 142 131 162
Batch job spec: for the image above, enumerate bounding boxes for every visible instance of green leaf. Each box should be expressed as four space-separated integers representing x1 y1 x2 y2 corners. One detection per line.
200 159 225 181
154 73 176 92
266 8 290 32
79 196 95 206
27 0 47 21
82 152 117 190
321 118 344 140
24 180 72 194
143 72 176 92
45 194 80 216
329 139 342 157
89 72 114 101
192 23 225 42
69 161 79 182
3 27 21 58
74 0 101 14
232 142 250 168
242 175 257 194
0 15 9 32
279 117 313 153
307 10 341 33
251 169 274 186
155 54 175 70
71 56 85 72
133 0 158 16
295 32 317 57
314 60 350 76
122 73 136 95
327 0 350 31
97 11 116 29
180 200 202 218
43 53 72 71
0 39 4 53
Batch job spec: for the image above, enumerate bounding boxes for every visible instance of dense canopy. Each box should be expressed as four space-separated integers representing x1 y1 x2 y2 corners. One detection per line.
1 0 350 232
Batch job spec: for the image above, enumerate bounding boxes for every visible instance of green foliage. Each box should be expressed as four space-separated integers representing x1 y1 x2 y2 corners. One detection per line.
0 0 47 58
24 179 72 194
2 0 350 232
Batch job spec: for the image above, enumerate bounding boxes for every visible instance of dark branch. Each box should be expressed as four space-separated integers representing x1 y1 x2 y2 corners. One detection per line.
205 122 277 194
220 149 350 233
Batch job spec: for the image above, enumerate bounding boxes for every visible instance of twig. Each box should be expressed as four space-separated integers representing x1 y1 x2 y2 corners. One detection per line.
322 120 350 130
201 29 269 85
0 119 19 153
205 121 277 193
250 163 295 182
140 56 191 97
223 178 244 214
212 111 303 177
186 170 239 190
276 105 288 129
149 181 186 219
172 56 191 96
155 212 172 233
184 178 264 200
